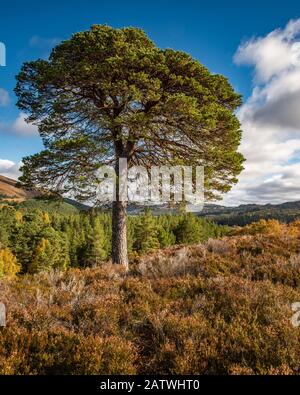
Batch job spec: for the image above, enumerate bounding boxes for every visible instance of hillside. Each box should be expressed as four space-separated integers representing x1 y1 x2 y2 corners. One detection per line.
199 201 300 225
0 175 88 213
1 220 300 374
1 174 300 224
0 175 40 202
129 201 300 224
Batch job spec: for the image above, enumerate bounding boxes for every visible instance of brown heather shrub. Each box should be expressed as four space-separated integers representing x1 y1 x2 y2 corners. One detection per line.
0 329 137 374
205 238 235 255
1 220 300 374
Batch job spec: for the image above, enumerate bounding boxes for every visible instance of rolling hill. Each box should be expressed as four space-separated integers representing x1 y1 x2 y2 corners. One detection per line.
198 201 300 225
0 175 41 202
0 175 88 213
1 174 300 224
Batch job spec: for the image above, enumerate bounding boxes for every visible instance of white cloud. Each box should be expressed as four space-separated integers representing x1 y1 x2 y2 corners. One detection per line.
0 88 9 107
234 19 300 83
223 19 300 205
10 112 38 137
0 159 21 180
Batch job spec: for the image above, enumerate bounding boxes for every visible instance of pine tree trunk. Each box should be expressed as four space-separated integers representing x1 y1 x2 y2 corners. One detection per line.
111 156 128 269
112 200 128 268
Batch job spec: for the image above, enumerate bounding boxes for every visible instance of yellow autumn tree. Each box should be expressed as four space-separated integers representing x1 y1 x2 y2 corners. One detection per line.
0 247 21 278
233 219 286 236
15 210 23 223
286 220 300 238
42 212 51 225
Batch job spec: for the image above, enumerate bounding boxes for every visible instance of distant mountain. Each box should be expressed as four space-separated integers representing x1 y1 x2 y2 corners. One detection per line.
0 175 41 202
1 174 300 224
198 201 300 225
0 175 89 213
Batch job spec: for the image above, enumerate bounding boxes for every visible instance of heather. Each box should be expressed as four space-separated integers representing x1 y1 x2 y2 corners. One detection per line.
0 219 300 374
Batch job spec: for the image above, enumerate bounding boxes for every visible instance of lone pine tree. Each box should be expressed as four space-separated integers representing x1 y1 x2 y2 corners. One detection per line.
15 25 244 268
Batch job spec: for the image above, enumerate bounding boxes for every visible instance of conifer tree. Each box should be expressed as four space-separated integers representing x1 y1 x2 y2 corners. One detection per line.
175 214 203 244
83 218 108 266
15 25 244 267
133 211 160 253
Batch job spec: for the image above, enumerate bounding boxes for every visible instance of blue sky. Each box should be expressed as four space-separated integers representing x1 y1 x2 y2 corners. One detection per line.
1 0 300 204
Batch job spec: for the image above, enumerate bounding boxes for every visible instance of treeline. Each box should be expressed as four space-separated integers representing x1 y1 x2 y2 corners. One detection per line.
206 210 300 226
0 204 228 275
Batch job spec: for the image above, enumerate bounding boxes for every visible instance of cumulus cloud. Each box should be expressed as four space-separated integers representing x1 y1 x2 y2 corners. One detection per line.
0 112 39 137
0 159 21 180
223 19 300 205
0 88 9 106
234 19 300 82
10 112 38 137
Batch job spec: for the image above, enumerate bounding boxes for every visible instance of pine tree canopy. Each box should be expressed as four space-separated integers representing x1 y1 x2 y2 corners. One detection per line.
15 25 244 202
